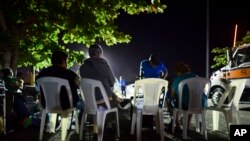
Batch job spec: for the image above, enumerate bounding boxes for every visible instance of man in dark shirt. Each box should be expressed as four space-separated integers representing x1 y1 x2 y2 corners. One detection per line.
36 51 80 110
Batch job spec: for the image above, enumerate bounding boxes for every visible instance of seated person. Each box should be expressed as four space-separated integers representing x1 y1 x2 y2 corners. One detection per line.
16 72 24 91
79 44 130 109
36 51 84 132
36 51 82 110
79 44 130 128
1 68 32 130
170 63 207 131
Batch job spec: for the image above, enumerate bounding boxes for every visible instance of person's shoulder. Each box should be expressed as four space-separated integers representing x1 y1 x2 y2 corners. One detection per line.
38 66 53 73
187 72 198 77
158 60 166 67
141 59 148 63
140 59 149 65
86 57 109 64
2 76 12 82
65 68 78 76
36 66 52 78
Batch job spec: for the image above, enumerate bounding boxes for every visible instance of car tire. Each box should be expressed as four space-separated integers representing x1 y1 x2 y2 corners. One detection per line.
210 87 225 106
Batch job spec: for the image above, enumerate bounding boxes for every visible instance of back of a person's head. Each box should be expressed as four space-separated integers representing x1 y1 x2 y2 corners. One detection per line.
149 53 160 66
175 63 191 74
51 51 68 65
1 68 12 76
88 44 103 57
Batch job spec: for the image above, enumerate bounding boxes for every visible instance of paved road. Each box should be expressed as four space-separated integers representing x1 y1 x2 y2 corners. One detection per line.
1 106 250 141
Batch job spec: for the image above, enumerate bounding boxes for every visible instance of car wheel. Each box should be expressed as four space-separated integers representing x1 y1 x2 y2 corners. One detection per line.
211 88 225 106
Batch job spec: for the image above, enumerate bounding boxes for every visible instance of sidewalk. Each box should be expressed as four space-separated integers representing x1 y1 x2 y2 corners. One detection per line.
1 107 249 141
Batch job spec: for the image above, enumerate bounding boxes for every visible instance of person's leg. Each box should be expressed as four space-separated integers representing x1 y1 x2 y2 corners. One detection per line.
13 94 31 128
97 97 118 129
6 93 17 131
175 111 182 132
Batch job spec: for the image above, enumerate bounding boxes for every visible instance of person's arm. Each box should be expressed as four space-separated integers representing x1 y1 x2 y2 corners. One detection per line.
107 64 115 87
161 70 168 79
17 79 24 90
170 79 178 99
161 62 168 79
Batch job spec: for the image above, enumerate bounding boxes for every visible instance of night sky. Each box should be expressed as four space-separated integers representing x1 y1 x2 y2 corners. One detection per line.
100 0 250 83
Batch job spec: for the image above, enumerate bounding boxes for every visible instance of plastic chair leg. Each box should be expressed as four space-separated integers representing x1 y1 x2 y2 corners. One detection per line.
201 113 208 140
182 112 188 140
136 110 142 141
97 111 105 141
195 114 200 132
39 111 47 141
235 111 239 124
79 112 87 141
155 114 160 134
172 109 177 134
50 113 57 133
93 115 97 133
61 116 68 141
225 110 233 133
130 109 136 134
159 110 165 141
73 110 79 134
115 109 120 138
212 111 219 130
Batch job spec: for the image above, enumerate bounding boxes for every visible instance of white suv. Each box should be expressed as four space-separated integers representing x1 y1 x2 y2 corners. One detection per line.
209 43 250 105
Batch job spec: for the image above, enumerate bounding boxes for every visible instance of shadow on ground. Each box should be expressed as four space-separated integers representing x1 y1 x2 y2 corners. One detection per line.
0 108 231 141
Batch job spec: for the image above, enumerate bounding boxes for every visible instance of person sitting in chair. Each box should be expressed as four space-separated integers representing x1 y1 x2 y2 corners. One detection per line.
170 63 207 132
36 51 82 110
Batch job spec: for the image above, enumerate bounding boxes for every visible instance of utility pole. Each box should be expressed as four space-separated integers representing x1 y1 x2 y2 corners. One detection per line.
206 0 210 78
233 24 238 48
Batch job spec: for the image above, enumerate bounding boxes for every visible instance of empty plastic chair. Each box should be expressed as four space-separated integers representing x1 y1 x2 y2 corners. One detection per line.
207 79 246 133
36 77 79 141
79 78 120 141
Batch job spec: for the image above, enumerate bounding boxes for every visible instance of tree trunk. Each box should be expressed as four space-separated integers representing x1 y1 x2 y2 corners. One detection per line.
2 46 11 69
10 44 19 75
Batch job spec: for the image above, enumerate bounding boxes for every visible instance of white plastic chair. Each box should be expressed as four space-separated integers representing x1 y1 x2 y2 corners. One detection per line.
0 85 6 135
79 78 120 141
130 78 168 141
172 77 210 140
36 77 80 141
207 79 246 132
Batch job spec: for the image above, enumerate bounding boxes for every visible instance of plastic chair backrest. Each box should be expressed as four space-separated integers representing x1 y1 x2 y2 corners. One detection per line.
178 77 211 113
36 77 73 112
79 78 111 114
216 79 246 110
134 78 168 115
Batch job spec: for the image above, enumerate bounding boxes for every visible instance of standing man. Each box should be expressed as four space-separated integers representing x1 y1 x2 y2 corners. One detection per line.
138 53 168 130
119 76 126 98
